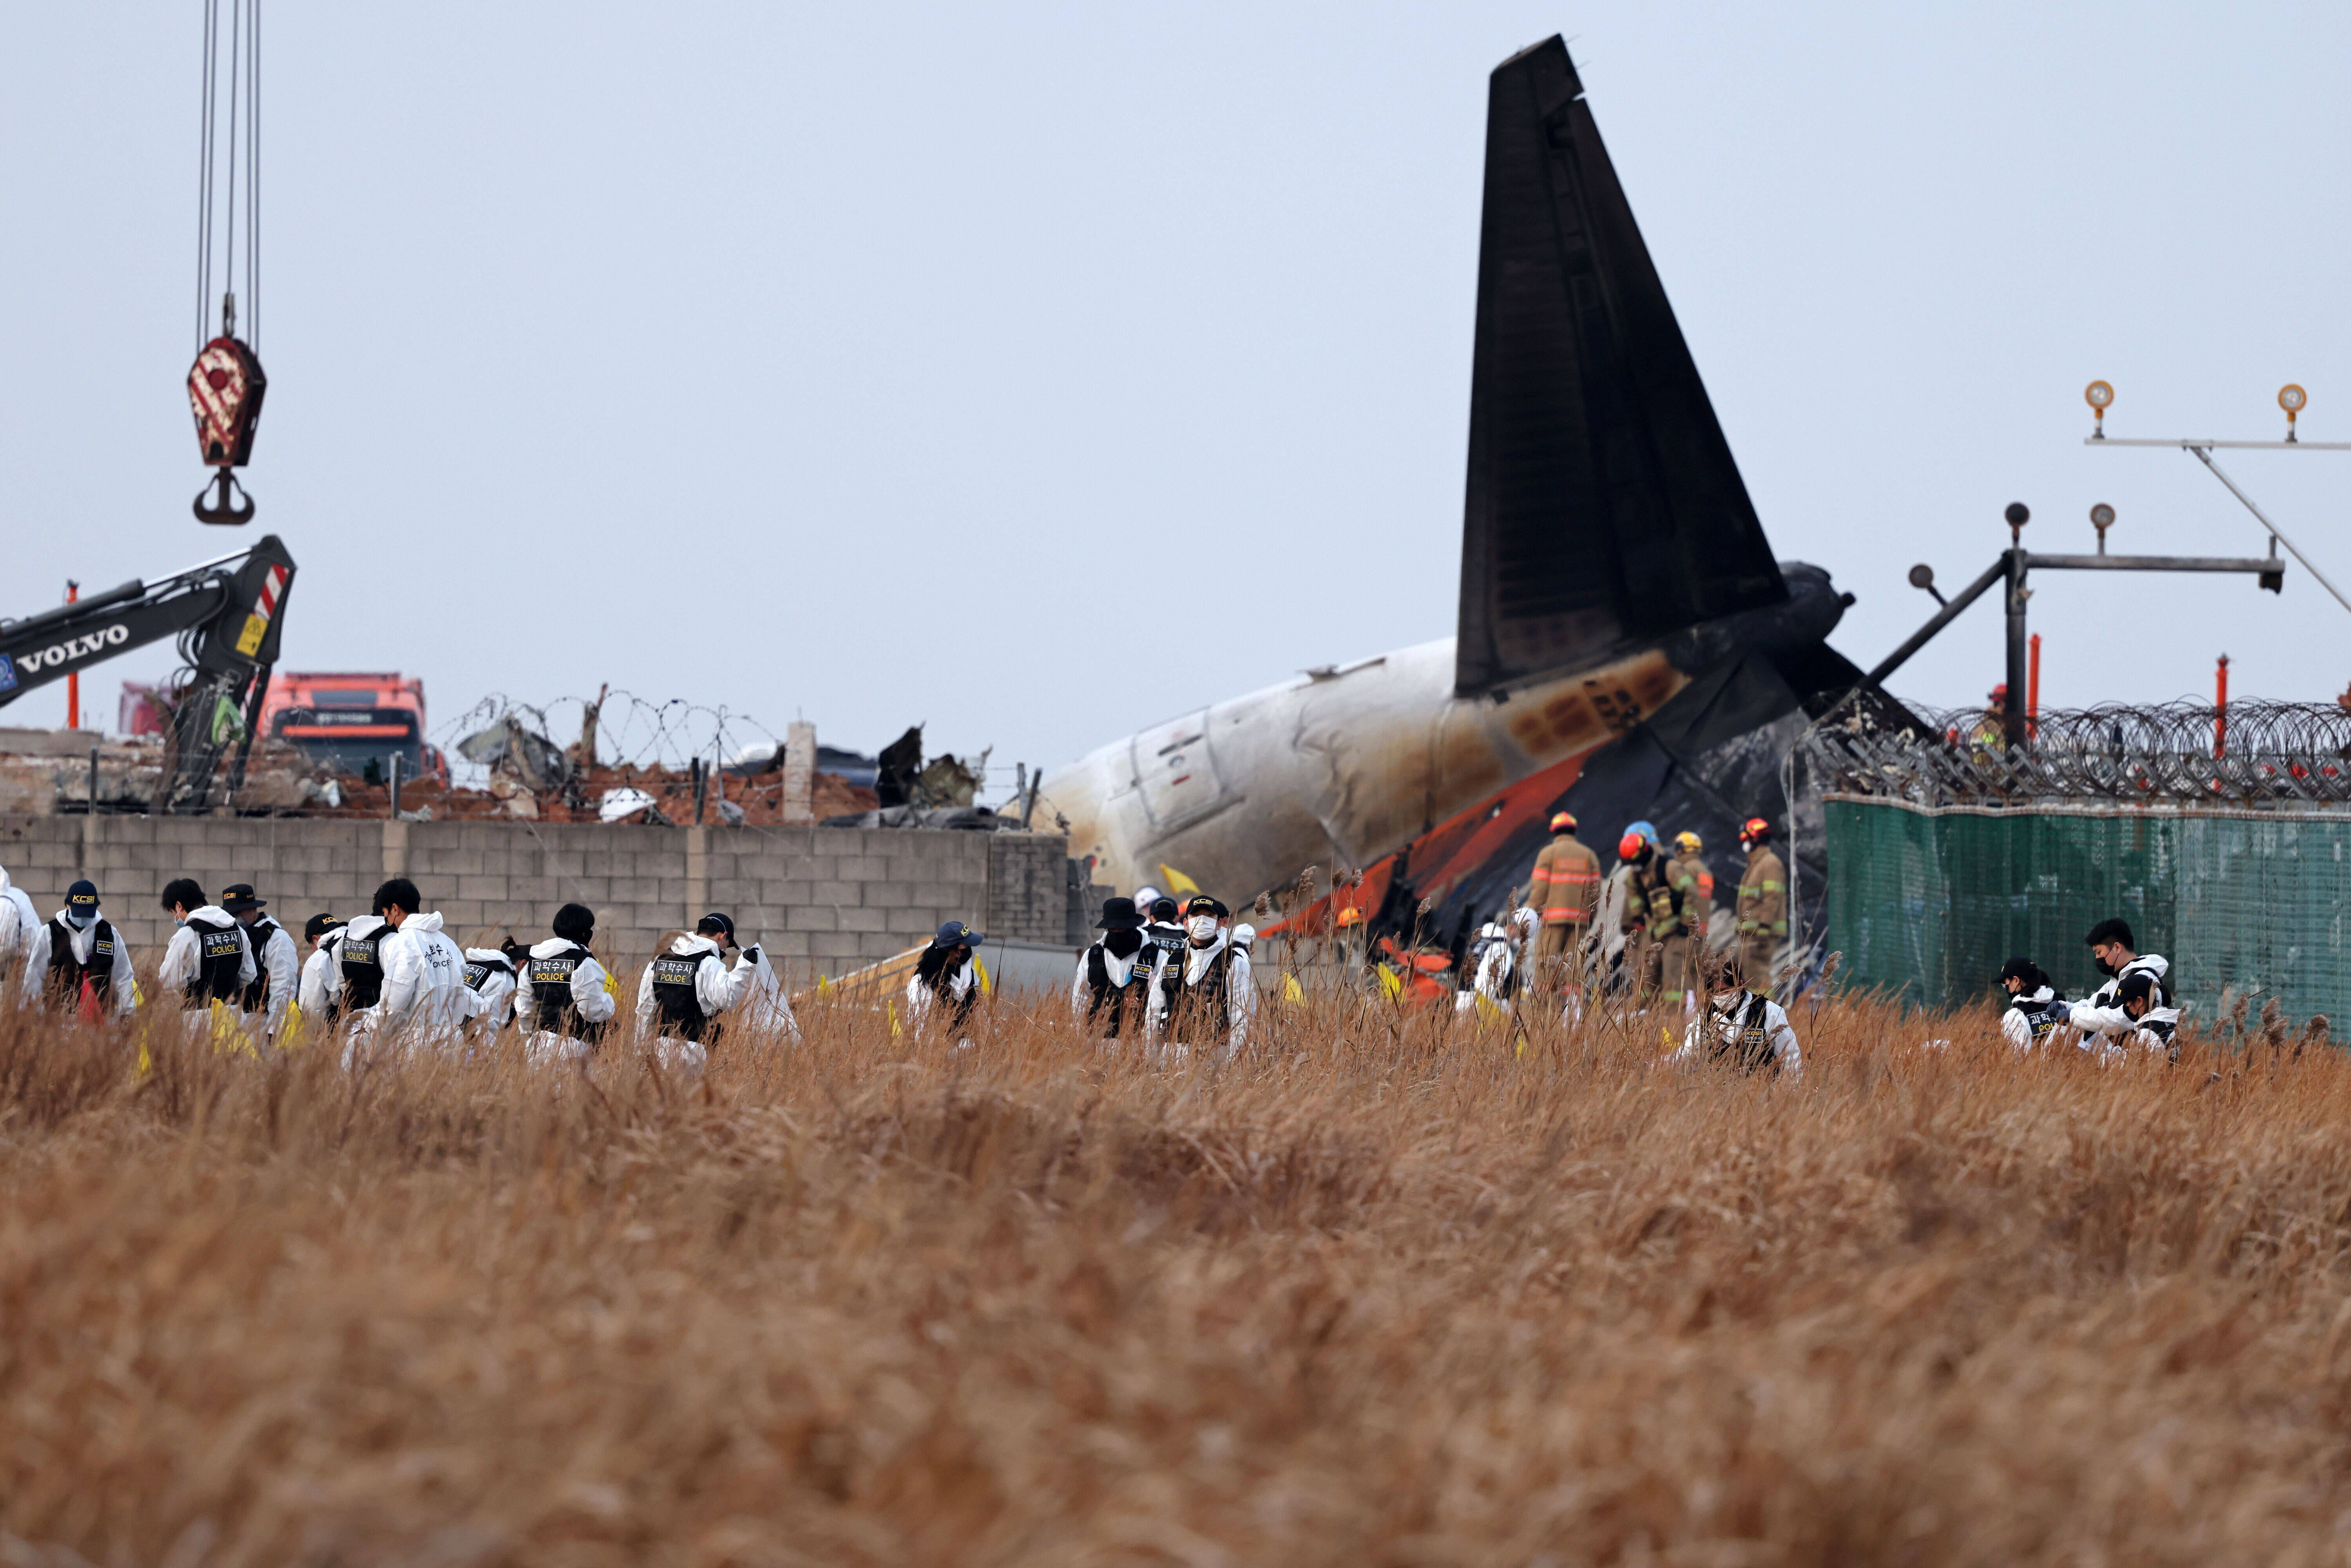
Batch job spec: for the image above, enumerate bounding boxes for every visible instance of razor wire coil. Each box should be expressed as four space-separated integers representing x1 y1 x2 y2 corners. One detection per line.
1796 700 2351 810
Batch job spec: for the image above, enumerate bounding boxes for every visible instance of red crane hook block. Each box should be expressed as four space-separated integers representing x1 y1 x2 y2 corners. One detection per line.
188 335 267 525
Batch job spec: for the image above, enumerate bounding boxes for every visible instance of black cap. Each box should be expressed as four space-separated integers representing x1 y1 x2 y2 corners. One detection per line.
1096 896 1146 931
696 911 736 944
67 879 98 909
221 882 265 913
1183 894 1229 920
935 920 984 946
1998 957 2040 984
2117 970 2159 1006
304 913 344 943
1149 898 1179 923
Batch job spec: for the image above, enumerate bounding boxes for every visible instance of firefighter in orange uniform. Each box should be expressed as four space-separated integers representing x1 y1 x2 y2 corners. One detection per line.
1736 817 1789 994
1521 811 1600 991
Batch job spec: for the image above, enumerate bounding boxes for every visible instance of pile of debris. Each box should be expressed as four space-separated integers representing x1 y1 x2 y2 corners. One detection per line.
0 728 337 815
0 707 1031 831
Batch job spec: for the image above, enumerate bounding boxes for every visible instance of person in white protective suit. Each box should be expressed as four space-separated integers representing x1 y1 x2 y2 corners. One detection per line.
519 902 619 1065
458 939 527 1047
19 879 138 1017
0 863 39 998
221 883 300 1043
373 879 470 1057
1072 896 1165 1041
634 912 775 1070
294 914 348 1030
712 915 800 1044
1459 906 1540 1017
1672 954 1802 1080
2067 918 2173 1052
1153 895 1253 1057
2103 968 2183 1063
307 907 395 1056
906 920 986 1045
155 870 256 1044
1997 957 2073 1050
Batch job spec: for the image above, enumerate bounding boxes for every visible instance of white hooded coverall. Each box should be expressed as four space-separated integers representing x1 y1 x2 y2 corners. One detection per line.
378 911 470 1053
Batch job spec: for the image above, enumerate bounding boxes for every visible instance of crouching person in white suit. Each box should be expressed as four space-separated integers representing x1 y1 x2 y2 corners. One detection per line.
1672 954 1802 1080
520 902 617 1065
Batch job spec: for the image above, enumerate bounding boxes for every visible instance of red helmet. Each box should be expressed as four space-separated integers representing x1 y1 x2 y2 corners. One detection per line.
1617 832 1645 860
1549 811 1578 834
1740 817 1771 842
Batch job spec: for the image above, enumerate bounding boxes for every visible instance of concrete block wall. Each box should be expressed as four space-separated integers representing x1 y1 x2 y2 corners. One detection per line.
0 816 1070 982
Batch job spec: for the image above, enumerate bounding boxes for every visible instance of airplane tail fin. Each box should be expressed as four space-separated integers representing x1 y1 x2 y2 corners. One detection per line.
1455 36 1785 697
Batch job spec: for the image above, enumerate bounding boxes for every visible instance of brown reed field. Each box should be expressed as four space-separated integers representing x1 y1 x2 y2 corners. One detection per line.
4 978 2349 1567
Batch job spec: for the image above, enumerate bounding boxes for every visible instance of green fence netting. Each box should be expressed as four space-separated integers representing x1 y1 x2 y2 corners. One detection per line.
1823 797 2351 1028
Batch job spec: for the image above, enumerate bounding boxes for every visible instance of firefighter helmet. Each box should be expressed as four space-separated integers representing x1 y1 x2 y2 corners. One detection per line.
1549 811 1578 834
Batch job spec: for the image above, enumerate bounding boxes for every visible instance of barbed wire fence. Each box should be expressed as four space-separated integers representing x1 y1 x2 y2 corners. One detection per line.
1795 699 2351 809
424 692 1007 802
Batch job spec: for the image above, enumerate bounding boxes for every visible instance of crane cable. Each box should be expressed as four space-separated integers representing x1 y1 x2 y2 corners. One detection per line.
189 0 266 525
194 0 259 348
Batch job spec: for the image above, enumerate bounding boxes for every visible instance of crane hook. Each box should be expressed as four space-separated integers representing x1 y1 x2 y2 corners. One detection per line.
193 469 256 526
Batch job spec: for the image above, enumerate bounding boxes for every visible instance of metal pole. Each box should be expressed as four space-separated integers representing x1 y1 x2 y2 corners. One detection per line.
2028 633 2041 733
63 582 79 729
388 752 402 819
2215 654 2229 759
1863 555 2010 688
89 746 100 816
2187 446 2351 616
2003 549 2028 748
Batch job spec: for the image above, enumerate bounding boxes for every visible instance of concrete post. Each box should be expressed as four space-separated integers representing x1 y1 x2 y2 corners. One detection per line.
685 824 708 930
382 819 409 878
782 721 817 825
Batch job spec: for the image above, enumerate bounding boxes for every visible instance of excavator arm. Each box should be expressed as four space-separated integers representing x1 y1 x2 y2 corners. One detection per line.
0 536 296 811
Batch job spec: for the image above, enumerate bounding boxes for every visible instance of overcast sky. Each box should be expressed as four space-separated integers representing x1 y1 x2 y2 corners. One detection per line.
4 2 2346 785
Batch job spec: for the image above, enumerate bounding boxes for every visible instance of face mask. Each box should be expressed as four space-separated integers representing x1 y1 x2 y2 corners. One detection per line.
1186 915 1218 941
2095 955 2117 977
1711 990 1741 1012
67 909 96 930
1103 929 1143 958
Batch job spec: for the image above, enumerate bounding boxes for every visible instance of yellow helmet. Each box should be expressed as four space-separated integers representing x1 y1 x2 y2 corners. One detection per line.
1674 830 1702 853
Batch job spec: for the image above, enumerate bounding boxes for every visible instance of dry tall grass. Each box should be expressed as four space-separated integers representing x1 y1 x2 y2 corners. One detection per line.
4 984 2351 1566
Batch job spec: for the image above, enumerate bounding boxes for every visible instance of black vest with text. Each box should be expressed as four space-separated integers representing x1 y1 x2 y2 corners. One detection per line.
43 916 119 1007
529 943 605 1043
181 913 246 1007
1709 992 1780 1074
649 948 718 1041
339 924 393 1011
462 952 512 995
239 918 282 1013
1165 942 1236 1043
1081 940 1155 1039
2007 991 2071 1046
